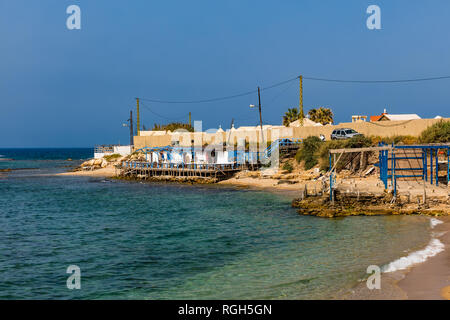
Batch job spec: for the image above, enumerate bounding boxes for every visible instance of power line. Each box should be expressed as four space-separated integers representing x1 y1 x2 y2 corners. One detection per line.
138 76 299 104
137 74 450 104
303 75 450 83
140 101 190 121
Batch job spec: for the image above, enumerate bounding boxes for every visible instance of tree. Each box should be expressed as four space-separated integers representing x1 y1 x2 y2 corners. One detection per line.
295 136 322 170
282 108 300 127
308 107 334 125
153 122 194 132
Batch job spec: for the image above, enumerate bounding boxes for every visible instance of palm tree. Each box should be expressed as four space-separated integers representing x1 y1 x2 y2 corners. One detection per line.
283 108 300 126
308 107 333 125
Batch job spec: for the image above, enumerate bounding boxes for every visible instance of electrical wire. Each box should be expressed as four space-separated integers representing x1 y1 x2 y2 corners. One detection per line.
140 101 190 121
138 76 300 104
303 75 450 83
137 73 450 105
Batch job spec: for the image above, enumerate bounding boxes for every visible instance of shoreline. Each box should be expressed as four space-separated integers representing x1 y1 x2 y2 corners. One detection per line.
397 216 450 300
58 167 307 199
56 166 117 178
341 216 450 300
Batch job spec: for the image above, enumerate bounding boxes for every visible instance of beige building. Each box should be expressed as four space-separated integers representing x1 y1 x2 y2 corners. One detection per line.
133 117 450 150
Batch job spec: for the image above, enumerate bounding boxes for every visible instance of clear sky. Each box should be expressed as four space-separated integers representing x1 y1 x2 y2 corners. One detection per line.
1 0 450 147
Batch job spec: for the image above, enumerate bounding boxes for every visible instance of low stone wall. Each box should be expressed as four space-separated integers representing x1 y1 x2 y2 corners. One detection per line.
292 118 449 140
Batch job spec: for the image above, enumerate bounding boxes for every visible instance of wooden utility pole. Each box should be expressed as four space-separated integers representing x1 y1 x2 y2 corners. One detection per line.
189 112 191 126
258 86 265 145
136 98 140 136
299 75 304 125
129 110 134 146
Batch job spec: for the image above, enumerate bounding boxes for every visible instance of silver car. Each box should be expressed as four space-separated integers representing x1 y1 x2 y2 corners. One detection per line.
330 128 362 140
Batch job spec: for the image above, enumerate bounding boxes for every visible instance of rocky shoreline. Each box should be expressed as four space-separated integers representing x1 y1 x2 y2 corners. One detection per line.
291 190 449 218
66 155 450 217
113 175 218 184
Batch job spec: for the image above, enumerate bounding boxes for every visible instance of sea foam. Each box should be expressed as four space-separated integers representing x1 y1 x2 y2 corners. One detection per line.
382 238 445 273
430 218 444 228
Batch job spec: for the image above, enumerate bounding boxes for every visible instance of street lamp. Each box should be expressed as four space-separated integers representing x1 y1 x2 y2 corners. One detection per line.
122 110 134 147
250 87 265 146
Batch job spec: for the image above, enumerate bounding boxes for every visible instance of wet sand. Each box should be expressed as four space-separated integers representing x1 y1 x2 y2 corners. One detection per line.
397 216 450 300
342 216 450 300
56 166 116 178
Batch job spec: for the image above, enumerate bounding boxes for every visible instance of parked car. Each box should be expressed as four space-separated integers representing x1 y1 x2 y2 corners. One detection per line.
330 128 362 140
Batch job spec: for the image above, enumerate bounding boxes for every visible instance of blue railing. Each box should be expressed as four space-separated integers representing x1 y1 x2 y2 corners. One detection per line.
123 161 240 171
378 143 450 196
264 138 303 157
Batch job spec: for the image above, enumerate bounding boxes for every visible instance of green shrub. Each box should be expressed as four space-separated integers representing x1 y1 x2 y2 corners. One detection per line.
371 135 418 145
153 122 194 132
318 140 345 171
419 120 450 143
282 161 293 173
104 153 122 161
295 136 322 170
318 135 372 171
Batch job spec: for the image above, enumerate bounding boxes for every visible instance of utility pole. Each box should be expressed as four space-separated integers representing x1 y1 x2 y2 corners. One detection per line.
257 86 265 146
227 118 234 145
129 110 134 147
299 75 304 125
136 98 140 136
189 112 192 127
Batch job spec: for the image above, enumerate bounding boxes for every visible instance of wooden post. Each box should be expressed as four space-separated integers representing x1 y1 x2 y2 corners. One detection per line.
360 151 364 171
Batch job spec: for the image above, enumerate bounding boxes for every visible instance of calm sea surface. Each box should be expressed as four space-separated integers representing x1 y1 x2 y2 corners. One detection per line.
0 148 432 299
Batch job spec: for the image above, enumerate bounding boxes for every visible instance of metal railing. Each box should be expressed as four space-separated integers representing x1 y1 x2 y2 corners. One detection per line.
122 161 242 171
94 145 115 153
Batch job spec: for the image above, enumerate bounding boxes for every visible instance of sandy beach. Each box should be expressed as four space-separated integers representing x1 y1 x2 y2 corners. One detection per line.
397 216 450 300
56 166 117 178
341 216 450 300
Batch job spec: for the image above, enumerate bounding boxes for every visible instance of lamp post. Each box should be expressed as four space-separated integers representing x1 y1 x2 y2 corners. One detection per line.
249 86 265 147
122 110 134 148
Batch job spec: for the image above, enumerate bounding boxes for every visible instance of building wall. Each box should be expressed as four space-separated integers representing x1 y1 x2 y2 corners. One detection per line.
94 145 132 159
291 118 449 139
133 118 449 150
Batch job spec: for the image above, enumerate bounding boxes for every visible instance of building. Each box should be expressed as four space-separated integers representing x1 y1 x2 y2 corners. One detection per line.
370 109 421 122
94 145 132 159
288 118 323 127
351 115 367 123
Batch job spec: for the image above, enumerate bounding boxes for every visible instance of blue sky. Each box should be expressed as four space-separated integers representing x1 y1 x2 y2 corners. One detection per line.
1 0 450 147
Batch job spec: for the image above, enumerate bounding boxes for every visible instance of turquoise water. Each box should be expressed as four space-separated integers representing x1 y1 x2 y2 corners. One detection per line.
0 149 432 299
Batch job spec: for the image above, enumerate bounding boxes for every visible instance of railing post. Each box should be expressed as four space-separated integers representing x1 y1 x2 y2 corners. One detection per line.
391 151 394 188
423 148 427 182
447 147 450 186
430 148 433 185
329 153 333 203
436 148 439 186
393 153 397 198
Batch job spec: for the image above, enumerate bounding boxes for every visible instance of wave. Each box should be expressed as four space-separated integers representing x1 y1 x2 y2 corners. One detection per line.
430 218 444 228
382 238 445 273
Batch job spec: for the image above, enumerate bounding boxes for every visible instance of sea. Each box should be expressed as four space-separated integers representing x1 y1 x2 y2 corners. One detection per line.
0 148 436 299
